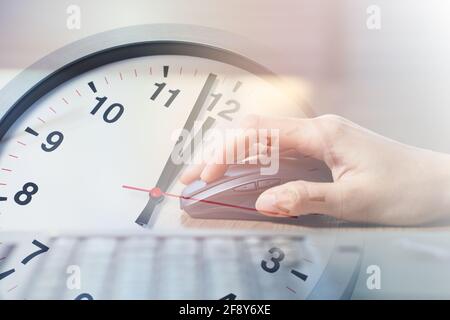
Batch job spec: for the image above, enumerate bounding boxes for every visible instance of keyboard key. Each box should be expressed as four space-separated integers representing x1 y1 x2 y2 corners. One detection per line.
109 238 157 299
62 238 117 299
157 238 199 299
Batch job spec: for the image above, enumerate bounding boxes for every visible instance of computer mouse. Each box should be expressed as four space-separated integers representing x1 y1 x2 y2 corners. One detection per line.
180 156 333 221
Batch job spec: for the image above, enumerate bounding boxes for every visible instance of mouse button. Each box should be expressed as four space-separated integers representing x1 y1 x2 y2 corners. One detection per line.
233 182 257 192
181 180 207 197
224 165 260 177
257 178 281 189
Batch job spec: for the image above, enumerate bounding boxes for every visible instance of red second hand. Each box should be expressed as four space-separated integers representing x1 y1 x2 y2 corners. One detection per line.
121 185 293 217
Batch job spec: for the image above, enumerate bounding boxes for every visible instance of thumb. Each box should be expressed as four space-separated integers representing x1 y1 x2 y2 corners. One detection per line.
255 181 344 219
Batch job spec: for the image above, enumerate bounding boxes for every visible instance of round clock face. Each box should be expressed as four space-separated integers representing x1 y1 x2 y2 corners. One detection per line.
0 33 361 300
0 43 305 232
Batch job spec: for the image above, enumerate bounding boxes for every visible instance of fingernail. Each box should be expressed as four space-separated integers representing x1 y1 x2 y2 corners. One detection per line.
256 193 287 215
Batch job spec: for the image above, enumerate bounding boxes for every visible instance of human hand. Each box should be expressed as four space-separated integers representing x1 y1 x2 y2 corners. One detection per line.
180 114 450 226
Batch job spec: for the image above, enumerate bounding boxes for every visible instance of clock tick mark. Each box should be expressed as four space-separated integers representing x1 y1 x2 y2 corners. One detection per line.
75 89 82 97
233 81 242 92
119 72 123 80
0 197 7 201
0 183 7 186
302 257 313 263
291 269 308 281
194 69 198 77
7 285 18 292
180 67 183 75
163 65 169 77
1 168 12 172
149 67 152 75
134 69 138 77
16 141 26 146
286 286 296 294
88 81 97 93
62 98 69 105
0 269 14 280
104 76 109 85
37 117 46 124
8 155 18 159
25 127 39 136
49 107 57 114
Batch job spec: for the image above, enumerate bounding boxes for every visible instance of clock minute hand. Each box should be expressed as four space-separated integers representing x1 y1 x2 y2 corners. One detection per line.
134 116 216 227
135 73 217 227
153 73 217 191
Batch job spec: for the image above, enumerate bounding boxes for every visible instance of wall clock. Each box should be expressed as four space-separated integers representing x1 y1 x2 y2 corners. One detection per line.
0 25 361 299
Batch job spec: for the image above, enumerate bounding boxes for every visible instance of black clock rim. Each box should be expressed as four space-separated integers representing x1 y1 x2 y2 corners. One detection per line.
0 40 278 140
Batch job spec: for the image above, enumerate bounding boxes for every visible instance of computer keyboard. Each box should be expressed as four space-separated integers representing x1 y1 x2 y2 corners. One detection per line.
0 231 359 300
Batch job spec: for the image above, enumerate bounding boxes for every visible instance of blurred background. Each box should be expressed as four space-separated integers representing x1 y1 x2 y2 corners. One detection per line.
1 0 450 152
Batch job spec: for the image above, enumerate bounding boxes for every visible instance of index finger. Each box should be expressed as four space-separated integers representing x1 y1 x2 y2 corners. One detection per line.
198 114 326 183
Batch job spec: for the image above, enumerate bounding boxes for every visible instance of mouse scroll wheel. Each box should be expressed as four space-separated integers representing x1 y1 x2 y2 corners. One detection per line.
233 179 281 192
233 182 257 192
257 179 281 189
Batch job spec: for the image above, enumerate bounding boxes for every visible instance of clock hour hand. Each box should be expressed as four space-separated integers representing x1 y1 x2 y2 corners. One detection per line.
135 73 217 227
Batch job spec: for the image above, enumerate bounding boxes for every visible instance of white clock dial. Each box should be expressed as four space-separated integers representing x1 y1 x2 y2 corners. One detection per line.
0 29 361 300
0 54 304 232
